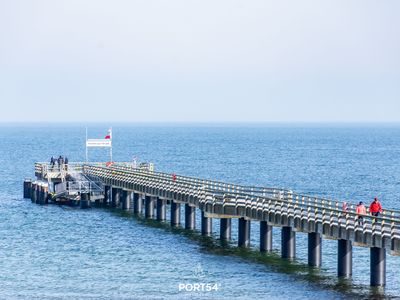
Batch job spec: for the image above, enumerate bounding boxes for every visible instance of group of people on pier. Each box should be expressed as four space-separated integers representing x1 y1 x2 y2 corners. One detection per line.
342 197 383 226
50 155 69 170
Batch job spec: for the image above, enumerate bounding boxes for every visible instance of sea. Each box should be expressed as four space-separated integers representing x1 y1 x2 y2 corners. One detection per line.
0 123 399 299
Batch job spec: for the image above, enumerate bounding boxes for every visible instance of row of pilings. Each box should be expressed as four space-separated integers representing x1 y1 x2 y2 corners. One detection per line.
24 179 49 205
23 179 387 287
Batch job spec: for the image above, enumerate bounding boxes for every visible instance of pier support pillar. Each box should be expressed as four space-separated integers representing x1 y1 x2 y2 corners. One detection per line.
156 198 166 221
370 247 386 286
260 221 273 252
38 185 46 205
133 193 142 214
104 185 111 205
338 239 352 278
36 185 43 204
171 201 180 226
31 183 36 203
308 232 322 267
80 193 91 209
36 184 40 204
145 196 155 218
23 179 32 199
220 218 231 240
44 186 49 204
36 185 42 204
201 211 212 236
185 204 196 230
111 187 120 208
238 218 251 247
122 190 131 210
281 226 296 259
31 183 38 203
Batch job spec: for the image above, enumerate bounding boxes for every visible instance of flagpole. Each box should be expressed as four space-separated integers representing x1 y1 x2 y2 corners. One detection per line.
110 127 113 162
85 126 88 163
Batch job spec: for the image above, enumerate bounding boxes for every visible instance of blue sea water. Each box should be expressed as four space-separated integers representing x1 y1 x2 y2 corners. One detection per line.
0 123 400 299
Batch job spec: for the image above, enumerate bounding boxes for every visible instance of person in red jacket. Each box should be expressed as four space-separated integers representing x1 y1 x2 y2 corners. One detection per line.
369 197 383 217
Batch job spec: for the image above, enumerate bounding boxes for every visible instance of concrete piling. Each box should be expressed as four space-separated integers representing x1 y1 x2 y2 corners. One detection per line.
220 218 231 240
145 196 155 218
80 193 91 209
171 201 180 226
370 247 386 286
201 211 212 236
44 186 49 204
338 239 352 278
31 183 37 203
185 204 196 230
133 193 142 214
23 179 32 199
104 185 111 205
260 221 273 252
308 232 322 267
122 190 131 210
238 218 251 247
37 185 43 204
111 187 120 208
281 226 296 259
156 198 166 221
38 185 47 205
36 184 41 204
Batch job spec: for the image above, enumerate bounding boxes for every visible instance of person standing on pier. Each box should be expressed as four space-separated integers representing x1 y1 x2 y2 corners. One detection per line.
356 201 366 226
342 202 349 212
57 155 63 170
50 157 55 170
369 197 383 217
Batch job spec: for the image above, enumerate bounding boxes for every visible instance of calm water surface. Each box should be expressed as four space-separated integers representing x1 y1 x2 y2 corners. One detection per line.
0 124 399 299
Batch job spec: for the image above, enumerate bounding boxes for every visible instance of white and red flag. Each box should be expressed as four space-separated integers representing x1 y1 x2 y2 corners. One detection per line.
105 128 112 139
86 128 112 148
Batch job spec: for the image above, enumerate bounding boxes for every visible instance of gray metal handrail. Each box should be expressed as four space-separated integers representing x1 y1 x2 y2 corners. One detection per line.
90 164 400 218
83 164 400 243
35 162 400 221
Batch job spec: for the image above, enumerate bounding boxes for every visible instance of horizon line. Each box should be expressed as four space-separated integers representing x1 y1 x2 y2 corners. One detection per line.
1 121 400 124
0 121 400 128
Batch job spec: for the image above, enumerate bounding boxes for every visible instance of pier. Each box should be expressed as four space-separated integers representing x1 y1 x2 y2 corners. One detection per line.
25 162 400 287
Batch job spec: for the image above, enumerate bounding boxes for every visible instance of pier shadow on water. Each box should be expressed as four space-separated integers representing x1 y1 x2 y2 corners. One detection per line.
102 206 391 299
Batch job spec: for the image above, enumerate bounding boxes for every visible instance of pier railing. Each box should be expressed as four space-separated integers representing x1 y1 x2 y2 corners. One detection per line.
54 180 104 196
102 164 400 220
34 162 134 181
80 164 400 248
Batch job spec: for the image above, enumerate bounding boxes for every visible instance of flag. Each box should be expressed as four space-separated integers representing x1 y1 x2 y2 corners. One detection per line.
105 128 112 139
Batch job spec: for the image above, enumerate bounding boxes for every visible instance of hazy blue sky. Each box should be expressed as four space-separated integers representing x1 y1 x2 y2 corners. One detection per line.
0 1 399 122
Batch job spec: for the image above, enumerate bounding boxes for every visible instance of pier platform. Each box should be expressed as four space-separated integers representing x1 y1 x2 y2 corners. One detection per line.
24 161 400 287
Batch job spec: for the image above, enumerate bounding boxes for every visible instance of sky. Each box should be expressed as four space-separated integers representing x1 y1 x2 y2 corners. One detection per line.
0 0 399 123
